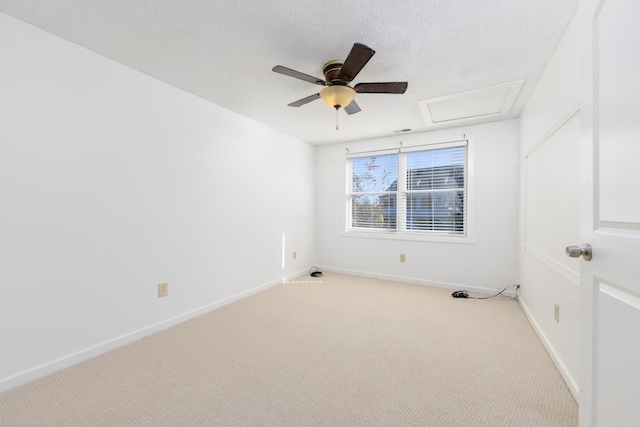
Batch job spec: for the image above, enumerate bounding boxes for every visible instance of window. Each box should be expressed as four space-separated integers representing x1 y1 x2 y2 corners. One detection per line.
347 141 468 237
349 153 398 230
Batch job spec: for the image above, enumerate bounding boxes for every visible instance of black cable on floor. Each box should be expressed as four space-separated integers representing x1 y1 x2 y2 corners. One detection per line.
451 284 520 300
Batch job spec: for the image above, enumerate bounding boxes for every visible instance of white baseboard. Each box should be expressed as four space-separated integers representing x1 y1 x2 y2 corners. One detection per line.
0 272 303 394
518 296 579 401
319 266 519 297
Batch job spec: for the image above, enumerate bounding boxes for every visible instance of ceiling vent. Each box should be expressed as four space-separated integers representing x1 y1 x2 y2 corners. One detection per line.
418 80 525 126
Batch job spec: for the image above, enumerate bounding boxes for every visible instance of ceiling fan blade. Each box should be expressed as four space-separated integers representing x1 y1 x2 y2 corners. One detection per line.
339 43 375 83
344 101 361 115
354 82 408 94
288 93 321 107
272 65 326 86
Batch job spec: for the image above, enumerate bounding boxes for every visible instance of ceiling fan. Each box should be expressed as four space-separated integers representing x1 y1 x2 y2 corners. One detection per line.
272 43 408 121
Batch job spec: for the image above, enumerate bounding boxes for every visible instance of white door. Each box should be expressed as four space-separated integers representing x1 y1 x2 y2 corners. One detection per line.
579 0 640 425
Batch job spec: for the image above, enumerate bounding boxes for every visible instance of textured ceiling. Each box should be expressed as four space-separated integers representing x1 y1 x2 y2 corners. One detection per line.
0 0 578 145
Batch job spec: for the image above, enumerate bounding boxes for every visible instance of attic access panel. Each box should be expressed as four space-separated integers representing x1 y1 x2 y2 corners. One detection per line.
419 80 525 126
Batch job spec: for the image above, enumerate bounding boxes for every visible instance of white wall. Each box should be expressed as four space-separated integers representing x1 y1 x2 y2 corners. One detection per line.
517 14 580 398
315 120 519 292
0 13 315 392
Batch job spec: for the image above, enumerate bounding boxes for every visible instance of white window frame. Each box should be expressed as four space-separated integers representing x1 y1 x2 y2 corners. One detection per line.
343 137 476 244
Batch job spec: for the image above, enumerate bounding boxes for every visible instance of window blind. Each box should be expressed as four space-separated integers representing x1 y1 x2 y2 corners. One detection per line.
404 146 466 234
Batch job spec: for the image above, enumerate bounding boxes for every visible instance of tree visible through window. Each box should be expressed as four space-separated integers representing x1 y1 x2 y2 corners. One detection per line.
348 142 467 236
350 154 398 230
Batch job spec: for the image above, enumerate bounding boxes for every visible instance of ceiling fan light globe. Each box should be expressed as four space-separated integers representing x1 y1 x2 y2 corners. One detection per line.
320 85 356 110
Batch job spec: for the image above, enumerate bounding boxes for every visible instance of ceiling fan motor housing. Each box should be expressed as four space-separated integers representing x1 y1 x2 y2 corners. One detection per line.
323 61 345 85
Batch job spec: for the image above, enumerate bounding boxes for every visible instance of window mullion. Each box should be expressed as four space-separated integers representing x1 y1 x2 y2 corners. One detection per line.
397 153 407 232
346 159 353 230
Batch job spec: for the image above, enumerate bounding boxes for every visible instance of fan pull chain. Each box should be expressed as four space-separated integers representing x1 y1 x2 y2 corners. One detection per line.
335 107 339 131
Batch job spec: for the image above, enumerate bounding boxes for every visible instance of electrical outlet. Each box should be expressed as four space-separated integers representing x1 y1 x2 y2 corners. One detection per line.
554 304 560 323
158 282 168 298
400 254 406 263
293 251 297 260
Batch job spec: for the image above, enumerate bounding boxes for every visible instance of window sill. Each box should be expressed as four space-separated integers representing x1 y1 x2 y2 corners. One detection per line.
341 230 477 244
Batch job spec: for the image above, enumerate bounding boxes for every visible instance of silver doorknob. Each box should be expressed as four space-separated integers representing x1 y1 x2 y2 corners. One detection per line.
565 243 592 261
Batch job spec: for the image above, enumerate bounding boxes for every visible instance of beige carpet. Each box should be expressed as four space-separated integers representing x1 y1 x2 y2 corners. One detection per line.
0 272 578 426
